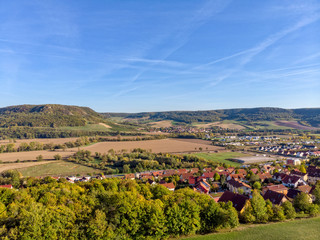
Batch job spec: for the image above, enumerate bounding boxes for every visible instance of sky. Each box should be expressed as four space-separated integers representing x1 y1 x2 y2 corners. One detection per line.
0 0 319 112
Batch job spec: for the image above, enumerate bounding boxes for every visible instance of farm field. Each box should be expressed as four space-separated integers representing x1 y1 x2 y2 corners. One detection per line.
191 152 251 167
193 121 245 130
274 121 319 130
0 138 224 163
18 160 102 177
58 123 111 131
183 217 320 240
0 137 80 147
149 120 173 128
82 138 224 154
0 161 54 173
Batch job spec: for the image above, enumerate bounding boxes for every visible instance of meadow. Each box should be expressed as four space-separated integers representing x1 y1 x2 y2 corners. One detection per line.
182 217 320 240
191 152 250 167
18 160 102 177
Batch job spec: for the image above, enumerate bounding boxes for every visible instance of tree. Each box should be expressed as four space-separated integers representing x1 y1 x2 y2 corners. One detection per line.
282 201 296 219
312 183 320 205
36 155 43 161
253 181 261 190
214 172 220 182
294 192 311 212
54 154 62 160
251 190 268 222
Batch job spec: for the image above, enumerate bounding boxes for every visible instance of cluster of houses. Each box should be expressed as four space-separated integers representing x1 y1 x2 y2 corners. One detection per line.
258 144 319 159
122 162 320 213
3 161 320 214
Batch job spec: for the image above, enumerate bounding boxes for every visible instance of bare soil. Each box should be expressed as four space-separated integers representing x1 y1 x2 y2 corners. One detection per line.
274 121 318 130
0 138 224 162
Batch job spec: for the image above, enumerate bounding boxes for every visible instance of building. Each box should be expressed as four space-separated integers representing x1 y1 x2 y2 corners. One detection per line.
218 191 249 212
227 179 252 195
263 190 288 205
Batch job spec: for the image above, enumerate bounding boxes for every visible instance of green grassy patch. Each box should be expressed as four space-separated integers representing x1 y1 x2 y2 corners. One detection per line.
58 124 110 131
190 152 249 167
19 161 102 177
182 217 320 240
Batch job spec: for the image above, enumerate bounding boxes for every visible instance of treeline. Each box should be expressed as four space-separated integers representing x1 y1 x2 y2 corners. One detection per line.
240 188 320 223
66 149 216 174
0 127 143 139
0 177 239 239
106 107 320 126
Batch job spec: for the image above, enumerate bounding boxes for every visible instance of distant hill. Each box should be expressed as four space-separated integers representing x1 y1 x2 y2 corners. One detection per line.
103 107 320 127
0 104 104 127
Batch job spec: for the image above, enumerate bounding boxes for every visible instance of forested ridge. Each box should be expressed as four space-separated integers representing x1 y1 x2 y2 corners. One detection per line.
0 104 104 128
103 107 320 126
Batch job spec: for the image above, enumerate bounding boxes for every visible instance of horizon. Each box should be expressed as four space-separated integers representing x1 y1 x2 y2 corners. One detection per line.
1 0 320 112
0 103 319 114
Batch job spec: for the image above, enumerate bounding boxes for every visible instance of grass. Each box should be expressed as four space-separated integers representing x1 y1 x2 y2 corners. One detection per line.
182 217 320 240
58 124 110 131
19 160 102 177
191 152 249 167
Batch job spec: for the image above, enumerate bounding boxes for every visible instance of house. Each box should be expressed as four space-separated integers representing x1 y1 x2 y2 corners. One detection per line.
160 182 175 191
282 175 306 188
177 169 188 174
215 166 225 172
218 191 249 212
290 170 308 182
287 158 301 166
263 190 288 205
250 168 259 174
124 173 136 180
273 172 288 182
227 174 245 181
227 179 252 195
286 188 312 203
307 166 320 184
195 179 211 194
180 173 194 182
226 167 235 174
190 168 199 173
202 171 215 180
237 169 247 175
261 184 288 195
188 176 196 186
257 172 272 182
0 184 13 189
297 184 312 194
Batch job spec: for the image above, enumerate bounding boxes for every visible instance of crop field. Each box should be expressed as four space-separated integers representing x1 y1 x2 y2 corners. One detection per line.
82 138 224 154
18 160 102 177
183 217 320 240
149 120 173 128
274 121 319 130
0 161 54 173
0 138 224 163
193 121 245 130
58 123 111 131
0 137 80 147
190 152 250 167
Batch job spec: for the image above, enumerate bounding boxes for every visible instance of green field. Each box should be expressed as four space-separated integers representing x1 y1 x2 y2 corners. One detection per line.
191 152 249 167
19 161 102 177
182 217 320 240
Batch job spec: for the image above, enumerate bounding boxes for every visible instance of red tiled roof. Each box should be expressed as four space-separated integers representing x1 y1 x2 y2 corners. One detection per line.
160 182 175 190
0 184 13 189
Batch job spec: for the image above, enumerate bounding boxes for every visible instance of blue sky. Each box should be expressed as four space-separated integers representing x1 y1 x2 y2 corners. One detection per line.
0 0 319 112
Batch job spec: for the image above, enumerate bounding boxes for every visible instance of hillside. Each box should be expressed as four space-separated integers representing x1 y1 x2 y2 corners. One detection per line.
103 107 320 127
0 104 104 127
